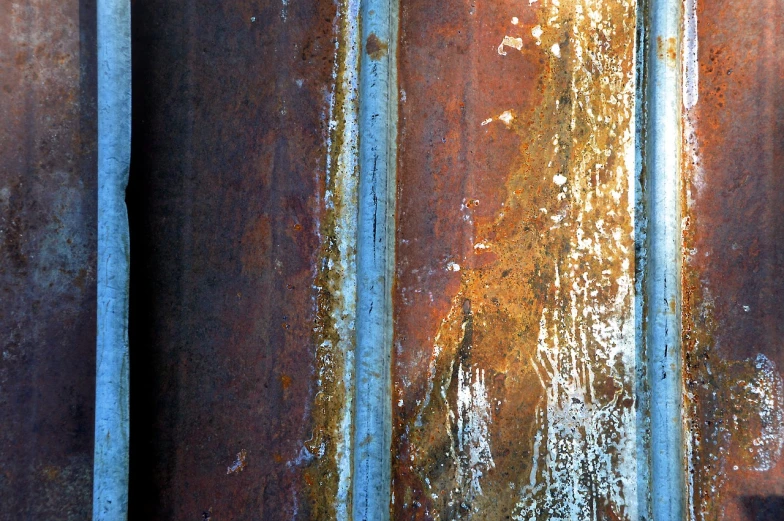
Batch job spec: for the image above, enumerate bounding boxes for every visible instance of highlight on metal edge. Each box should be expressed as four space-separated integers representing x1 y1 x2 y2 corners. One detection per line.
94 0 132 519
352 0 399 516
645 0 685 519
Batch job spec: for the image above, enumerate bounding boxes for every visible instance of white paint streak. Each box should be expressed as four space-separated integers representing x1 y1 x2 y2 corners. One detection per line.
515 1 638 519
747 354 784 471
456 366 496 497
683 0 698 110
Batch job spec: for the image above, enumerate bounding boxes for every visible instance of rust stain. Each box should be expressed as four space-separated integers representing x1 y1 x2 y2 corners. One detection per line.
657 35 677 65
682 0 784 519
366 33 388 60
395 0 640 518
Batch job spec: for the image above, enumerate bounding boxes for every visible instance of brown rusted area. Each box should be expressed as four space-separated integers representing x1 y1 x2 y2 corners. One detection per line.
128 0 351 517
366 33 388 60
395 0 640 518
0 0 97 518
683 1 784 519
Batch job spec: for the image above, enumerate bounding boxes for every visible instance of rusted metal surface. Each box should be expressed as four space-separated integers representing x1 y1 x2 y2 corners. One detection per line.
128 0 357 517
682 0 784 519
0 0 97 518
394 0 645 518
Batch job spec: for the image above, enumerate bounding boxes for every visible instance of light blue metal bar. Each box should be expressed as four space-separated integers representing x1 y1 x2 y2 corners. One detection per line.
94 0 131 518
646 0 685 519
352 0 398 516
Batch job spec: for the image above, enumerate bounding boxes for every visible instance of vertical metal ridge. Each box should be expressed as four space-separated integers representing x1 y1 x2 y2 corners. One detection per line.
94 0 131 518
646 0 685 519
353 0 398 515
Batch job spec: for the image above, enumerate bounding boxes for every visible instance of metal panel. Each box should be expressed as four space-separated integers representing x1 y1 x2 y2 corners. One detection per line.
127 0 357 518
393 0 646 518
682 1 784 520
0 0 97 518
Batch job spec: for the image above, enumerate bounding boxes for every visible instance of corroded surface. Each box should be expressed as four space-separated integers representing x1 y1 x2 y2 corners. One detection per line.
682 0 784 519
0 0 97 518
394 0 643 518
128 0 356 517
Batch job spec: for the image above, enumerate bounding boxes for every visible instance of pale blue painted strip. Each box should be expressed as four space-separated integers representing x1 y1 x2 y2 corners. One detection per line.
94 0 131 517
646 0 685 519
352 0 398 516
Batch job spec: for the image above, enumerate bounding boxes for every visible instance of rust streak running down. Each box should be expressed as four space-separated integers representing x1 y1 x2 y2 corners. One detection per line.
395 0 642 518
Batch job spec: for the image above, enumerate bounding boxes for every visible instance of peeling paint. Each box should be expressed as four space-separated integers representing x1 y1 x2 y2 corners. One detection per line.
497 36 523 55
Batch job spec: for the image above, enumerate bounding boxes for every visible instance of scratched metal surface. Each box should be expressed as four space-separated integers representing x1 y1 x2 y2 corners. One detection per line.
0 0 97 518
127 0 357 518
682 0 784 520
393 0 646 518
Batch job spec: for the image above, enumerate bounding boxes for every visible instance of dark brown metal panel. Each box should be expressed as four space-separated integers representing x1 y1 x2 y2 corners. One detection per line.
0 0 97 518
683 1 784 519
394 0 643 518
128 0 352 518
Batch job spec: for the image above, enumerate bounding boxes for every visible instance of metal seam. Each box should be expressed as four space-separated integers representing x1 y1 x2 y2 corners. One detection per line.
94 0 132 518
352 0 399 515
645 0 685 519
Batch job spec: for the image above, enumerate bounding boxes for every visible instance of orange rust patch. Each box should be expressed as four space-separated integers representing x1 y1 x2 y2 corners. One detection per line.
657 36 677 65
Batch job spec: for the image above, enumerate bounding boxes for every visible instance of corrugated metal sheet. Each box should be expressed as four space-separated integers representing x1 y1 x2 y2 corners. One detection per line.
3 0 784 518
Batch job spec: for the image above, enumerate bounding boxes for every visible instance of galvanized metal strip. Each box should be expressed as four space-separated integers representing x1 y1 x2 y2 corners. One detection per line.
645 0 685 519
94 0 131 518
353 0 398 516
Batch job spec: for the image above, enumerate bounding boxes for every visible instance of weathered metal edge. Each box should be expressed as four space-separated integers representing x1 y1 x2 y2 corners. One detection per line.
94 0 132 518
634 0 654 517
645 0 685 519
352 0 399 515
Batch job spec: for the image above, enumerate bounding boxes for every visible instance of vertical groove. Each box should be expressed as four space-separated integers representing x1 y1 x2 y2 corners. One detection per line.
634 0 654 518
645 0 685 519
94 0 131 518
352 0 398 515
